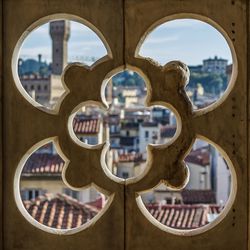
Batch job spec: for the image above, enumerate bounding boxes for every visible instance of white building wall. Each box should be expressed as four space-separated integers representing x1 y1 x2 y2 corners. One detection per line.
216 154 231 206
21 179 98 203
185 163 211 190
139 125 160 159
116 162 134 178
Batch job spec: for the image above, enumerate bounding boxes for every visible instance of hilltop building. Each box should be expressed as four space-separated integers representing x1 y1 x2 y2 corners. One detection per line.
202 56 228 75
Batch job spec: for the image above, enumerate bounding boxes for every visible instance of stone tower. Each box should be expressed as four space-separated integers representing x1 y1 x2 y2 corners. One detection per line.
49 20 70 75
49 20 70 107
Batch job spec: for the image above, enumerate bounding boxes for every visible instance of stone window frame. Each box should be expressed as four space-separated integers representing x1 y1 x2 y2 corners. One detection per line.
0 0 249 249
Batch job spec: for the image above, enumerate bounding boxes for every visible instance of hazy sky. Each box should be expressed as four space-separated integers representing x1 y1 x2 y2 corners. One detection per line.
19 19 232 66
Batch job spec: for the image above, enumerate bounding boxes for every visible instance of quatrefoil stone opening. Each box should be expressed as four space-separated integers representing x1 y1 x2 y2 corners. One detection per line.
67 69 180 181
13 14 237 236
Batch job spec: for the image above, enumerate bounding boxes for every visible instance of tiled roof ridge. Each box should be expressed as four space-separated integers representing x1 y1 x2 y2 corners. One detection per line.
73 118 100 134
23 193 100 229
57 193 100 213
185 145 210 166
117 152 143 163
24 193 99 213
146 204 220 209
146 203 221 229
22 153 64 175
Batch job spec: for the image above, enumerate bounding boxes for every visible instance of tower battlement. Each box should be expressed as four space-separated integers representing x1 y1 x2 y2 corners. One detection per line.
49 20 70 75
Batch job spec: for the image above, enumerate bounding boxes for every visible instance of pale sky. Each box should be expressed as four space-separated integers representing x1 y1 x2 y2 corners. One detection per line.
19 19 232 66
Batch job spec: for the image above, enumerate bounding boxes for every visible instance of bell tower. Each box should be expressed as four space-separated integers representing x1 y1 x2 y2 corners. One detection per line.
49 20 70 75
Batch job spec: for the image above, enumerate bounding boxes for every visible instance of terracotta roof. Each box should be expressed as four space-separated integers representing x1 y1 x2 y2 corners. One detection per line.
146 204 220 229
160 125 177 138
23 193 99 229
73 118 100 134
141 121 158 127
85 195 106 210
22 153 64 176
181 190 216 204
185 146 210 166
117 153 143 163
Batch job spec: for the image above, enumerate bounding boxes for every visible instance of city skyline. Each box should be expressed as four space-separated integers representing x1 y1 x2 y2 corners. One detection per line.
19 19 232 66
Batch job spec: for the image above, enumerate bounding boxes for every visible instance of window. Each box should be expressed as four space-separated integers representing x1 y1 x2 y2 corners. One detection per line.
63 188 79 199
21 188 45 200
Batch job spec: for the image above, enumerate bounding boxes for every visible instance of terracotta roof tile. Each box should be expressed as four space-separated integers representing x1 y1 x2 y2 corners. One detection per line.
22 153 64 176
182 190 216 204
160 125 177 138
85 195 106 210
117 153 143 163
185 146 210 166
73 118 100 134
146 204 220 229
23 193 99 229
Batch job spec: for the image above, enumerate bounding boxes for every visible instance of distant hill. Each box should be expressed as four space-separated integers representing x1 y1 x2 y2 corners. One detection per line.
187 71 228 95
112 71 145 88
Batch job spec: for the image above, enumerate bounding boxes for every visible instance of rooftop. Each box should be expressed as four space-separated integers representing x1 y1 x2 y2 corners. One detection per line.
22 153 64 177
160 125 177 138
147 204 220 229
73 118 100 134
203 56 228 62
185 146 210 166
117 153 143 163
23 193 99 229
182 190 216 204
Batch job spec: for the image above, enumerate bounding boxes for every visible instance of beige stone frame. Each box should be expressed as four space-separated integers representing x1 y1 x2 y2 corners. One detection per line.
1 0 249 249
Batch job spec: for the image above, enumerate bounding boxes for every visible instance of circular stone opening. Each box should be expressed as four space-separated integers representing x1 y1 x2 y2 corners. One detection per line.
13 16 108 111
69 69 179 180
138 138 236 235
14 140 110 234
138 18 236 111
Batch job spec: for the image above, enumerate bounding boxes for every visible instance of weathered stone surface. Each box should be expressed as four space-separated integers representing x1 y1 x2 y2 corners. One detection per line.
1 0 248 250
